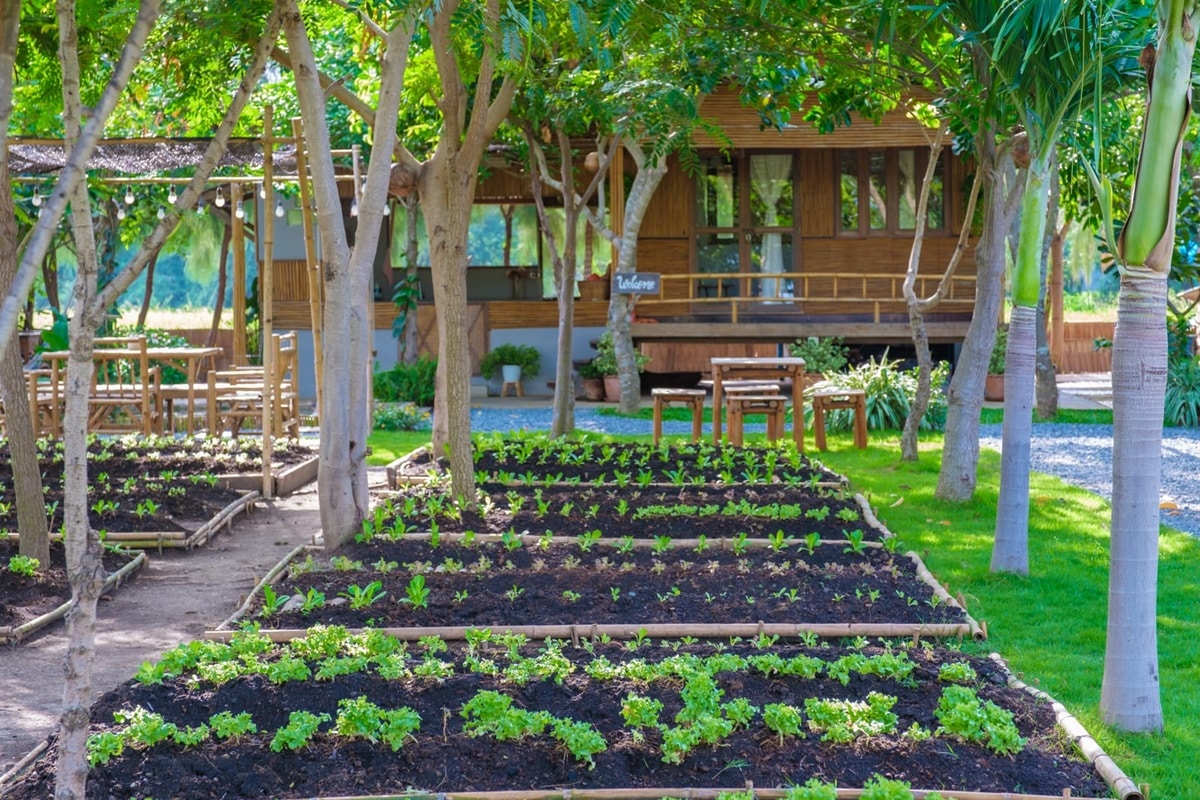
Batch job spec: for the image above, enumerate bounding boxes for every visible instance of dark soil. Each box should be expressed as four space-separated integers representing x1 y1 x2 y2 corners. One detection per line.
0 542 139 629
263 539 967 629
3 643 1110 799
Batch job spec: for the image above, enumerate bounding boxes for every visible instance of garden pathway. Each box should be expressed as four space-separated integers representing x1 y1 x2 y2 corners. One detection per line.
0 485 323 773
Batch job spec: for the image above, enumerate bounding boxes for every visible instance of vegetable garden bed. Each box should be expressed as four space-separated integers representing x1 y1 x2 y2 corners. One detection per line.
0 631 1123 799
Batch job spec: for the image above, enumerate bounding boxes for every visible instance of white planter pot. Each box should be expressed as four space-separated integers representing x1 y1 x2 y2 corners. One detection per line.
501 364 522 383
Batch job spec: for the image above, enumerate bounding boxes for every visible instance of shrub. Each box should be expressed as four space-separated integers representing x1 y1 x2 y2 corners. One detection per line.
373 402 431 431
480 343 540 379
1165 355 1200 427
591 331 649 376
374 356 436 405
788 336 849 374
989 326 1007 374
809 354 950 432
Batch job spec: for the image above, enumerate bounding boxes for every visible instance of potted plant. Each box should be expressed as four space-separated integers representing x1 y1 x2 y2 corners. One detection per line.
579 269 611 302
985 326 1007 401
577 360 605 401
591 331 649 401
787 336 849 386
480 343 541 393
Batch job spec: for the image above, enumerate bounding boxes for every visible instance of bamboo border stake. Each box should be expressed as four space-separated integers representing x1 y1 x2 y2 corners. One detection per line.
231 179 247 366
261 106 276 499
291 116 324 421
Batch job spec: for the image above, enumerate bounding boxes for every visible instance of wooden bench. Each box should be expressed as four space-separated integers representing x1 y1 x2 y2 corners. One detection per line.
650 387 705 446
726 393 788 447
206 333 300 439
811 388 868 450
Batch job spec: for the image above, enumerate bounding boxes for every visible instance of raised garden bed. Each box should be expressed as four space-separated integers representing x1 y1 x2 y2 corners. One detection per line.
0 631 1128 799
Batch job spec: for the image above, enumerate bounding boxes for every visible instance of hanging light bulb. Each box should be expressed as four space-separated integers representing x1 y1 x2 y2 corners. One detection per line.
124 186 134 205
167 185 178 204
31 188 42 207
157 207 166 220
383 203 390 217
214 187 225 208
234 200 245 220
259 184 266 199
197 199 206 216
350 200 358 217
275 199 284 218
116 199 126 221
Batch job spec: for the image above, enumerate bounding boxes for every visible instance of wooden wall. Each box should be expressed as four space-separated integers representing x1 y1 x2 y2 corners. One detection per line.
798 151 835 238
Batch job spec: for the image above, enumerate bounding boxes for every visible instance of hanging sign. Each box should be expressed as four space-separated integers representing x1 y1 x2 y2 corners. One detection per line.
614 272 661 295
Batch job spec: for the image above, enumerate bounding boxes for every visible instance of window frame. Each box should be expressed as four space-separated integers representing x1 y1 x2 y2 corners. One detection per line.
835 147 949 237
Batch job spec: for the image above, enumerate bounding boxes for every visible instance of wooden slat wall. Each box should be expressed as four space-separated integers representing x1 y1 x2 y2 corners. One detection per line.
693 86 948 149
637 239 690 300
274 259 310 302
1061 321 1114 373
413 305 487 373
798 150 835 238
640 156 691 238
642 341 780 374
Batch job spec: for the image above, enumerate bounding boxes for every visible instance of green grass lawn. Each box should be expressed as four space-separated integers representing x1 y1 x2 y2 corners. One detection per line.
368 420 1194 795
366 430 431 465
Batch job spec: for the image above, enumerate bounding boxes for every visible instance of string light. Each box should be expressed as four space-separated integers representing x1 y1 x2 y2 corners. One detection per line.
350 200 358 217
234 199 245 220
31 188 42 207
115 199 126 221
124 186 134 205
157 207 166 220
197 199 206 216
275 199 284 218
167 185 178 205
383 203 390 217
214 187 225 208
259 184 266 199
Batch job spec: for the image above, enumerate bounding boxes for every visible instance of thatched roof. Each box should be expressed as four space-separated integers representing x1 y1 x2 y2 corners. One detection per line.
7 138 296 176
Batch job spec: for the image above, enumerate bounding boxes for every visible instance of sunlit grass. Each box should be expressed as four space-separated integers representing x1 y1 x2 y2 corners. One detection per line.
366 430 431 466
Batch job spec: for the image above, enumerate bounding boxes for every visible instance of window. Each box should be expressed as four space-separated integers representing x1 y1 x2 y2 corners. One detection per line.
837 148 947 236
390 204 542 268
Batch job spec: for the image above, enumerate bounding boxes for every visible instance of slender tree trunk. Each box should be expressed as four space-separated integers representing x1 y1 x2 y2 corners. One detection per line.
1102 275 1167 731
1034 162 1059 418
206 219 231 347
43 249 59 311
936 132 1021 501
991 147 1053 575
606 150 667 414
400 197 419 364
136 251 158 328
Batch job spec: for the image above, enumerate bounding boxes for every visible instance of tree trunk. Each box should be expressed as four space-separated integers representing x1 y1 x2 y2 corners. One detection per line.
43 249 59 312
606 152 667 414
1034 161 1059 419
936 132 1021 501
422 155 476 502
206 219 231 347
136 251 158 329
990 145 1053 575
400 198 419 365
1101 275 1167 732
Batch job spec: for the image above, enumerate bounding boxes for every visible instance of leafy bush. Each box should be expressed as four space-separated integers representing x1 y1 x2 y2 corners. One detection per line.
1165 355 1200 428
374 356 436 405
989 326 1007 374
480 343 540 379
373 402 430 431
115 326 192 383
788 336 849 374
591 331 649 375
808 354 950 432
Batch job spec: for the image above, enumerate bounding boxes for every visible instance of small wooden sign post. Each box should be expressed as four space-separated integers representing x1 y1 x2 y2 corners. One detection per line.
614 272 661 295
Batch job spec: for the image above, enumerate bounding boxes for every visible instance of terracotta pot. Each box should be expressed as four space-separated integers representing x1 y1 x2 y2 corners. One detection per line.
803 372 826 389
984 373 1004 402
582 377 605 402
603 374 620 402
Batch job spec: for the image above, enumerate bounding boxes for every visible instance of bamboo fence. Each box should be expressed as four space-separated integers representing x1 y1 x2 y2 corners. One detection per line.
0 550 146 644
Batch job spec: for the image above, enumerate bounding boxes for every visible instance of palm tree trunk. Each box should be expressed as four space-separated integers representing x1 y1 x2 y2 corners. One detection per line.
1101 274 1166 732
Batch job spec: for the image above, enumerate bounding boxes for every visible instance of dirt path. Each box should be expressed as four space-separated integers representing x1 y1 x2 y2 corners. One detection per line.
0 487 322 772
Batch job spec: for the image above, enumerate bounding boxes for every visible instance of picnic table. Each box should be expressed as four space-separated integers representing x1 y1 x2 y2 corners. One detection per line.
710 356 806 450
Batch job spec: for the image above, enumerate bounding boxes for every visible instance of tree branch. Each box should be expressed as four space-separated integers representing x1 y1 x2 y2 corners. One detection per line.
917 158 985 313
429 0 466 143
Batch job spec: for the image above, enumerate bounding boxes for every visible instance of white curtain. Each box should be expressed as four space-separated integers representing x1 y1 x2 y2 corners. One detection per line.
751 154 791 300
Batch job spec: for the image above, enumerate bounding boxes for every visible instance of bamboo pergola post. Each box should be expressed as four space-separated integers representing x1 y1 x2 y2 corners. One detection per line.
291 116 324 420
231 181 247 366
261 107 276 499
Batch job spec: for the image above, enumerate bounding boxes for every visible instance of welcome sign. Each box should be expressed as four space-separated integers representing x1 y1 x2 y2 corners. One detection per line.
613 272 661 295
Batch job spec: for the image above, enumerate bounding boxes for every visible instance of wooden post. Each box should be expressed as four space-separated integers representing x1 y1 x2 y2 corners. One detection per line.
231 181 247 366
261 107 276 499
292 116 324 420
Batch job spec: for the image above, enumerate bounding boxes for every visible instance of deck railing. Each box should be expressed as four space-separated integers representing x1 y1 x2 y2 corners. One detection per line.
635 270 977 323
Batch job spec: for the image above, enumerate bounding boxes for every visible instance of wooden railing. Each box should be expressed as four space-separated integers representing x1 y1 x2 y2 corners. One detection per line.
636 270 977 322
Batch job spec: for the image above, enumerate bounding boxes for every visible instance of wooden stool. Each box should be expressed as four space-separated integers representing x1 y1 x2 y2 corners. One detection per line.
726 394 787 447
500 380 524 397
651 387 706 445
811 388 868 450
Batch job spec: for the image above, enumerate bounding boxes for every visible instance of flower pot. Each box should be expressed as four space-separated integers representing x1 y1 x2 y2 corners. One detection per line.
803 371 826 390
501 364 522 384
582 377 605 401
984 373 1004 402
603 374 620 402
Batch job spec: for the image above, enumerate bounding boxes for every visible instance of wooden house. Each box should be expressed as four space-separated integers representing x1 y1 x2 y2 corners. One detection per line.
269 87 978 392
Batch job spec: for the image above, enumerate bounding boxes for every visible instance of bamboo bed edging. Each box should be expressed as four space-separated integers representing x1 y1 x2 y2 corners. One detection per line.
0 738 48 789
905 550 985 641
989 653 1143 800
204 621 978 644
855 492 896 539
0 550 147 644
215 543 319 631
290 785 1101 800
184 490 260 550
217 454 319 497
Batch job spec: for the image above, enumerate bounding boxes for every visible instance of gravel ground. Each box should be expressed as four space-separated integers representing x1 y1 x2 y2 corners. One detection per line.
469 407 1200 537
980 423 1200 537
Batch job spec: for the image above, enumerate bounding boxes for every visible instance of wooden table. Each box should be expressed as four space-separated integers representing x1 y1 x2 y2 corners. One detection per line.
710 356 806 449
42 346 222 436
